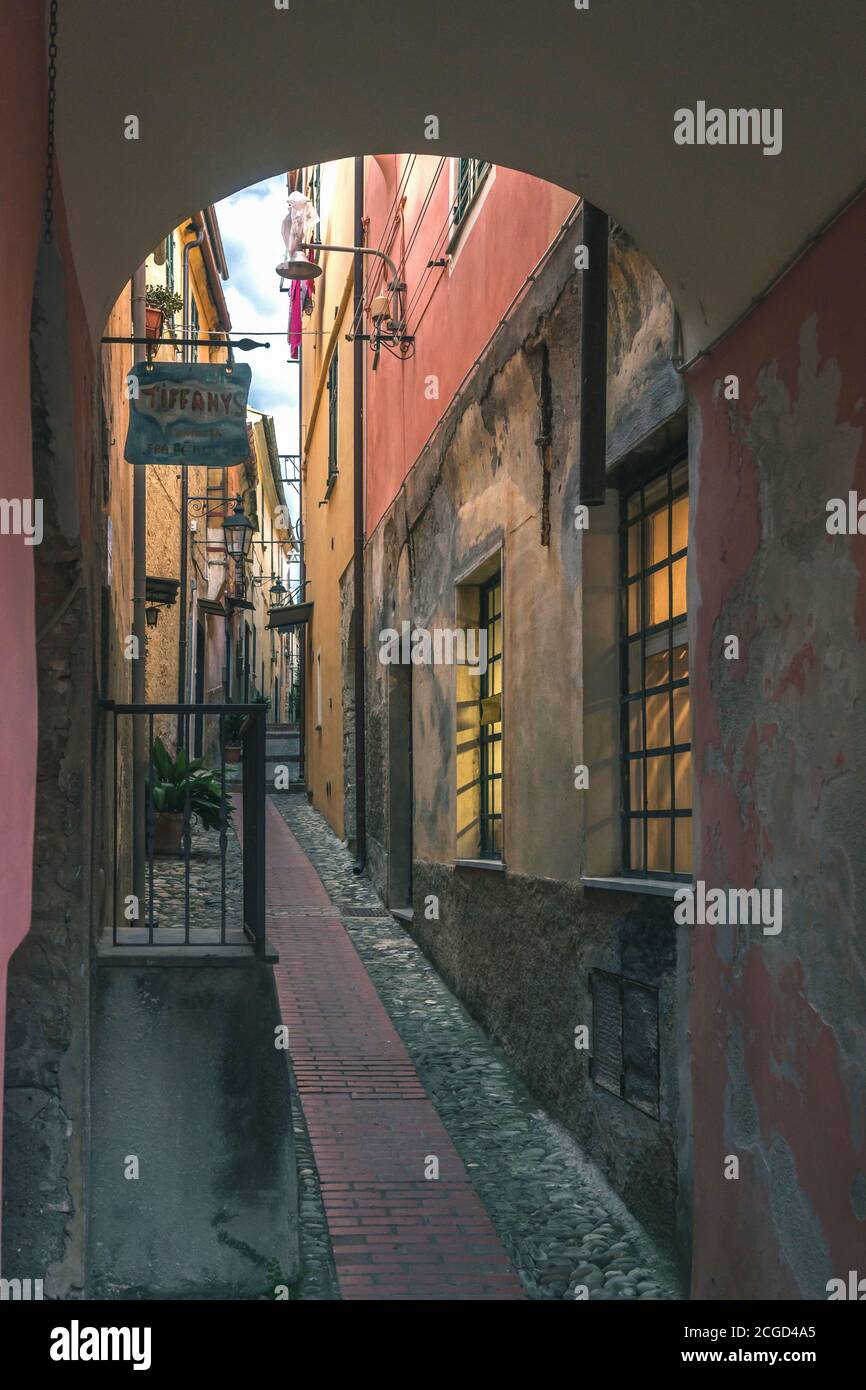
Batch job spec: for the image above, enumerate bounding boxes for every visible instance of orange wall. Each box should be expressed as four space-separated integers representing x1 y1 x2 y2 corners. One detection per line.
364 155 576 535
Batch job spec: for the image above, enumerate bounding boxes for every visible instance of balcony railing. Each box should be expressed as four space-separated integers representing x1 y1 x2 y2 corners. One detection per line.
101 702 267 954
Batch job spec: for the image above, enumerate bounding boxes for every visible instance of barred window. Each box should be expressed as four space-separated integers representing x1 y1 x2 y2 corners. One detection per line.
479 573 502 859
620 459 691 878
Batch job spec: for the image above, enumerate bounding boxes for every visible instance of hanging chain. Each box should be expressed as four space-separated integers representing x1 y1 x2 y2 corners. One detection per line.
44 0 59 244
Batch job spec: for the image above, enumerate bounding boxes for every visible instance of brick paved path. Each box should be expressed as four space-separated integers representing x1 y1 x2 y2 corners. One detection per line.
266 801 525 1300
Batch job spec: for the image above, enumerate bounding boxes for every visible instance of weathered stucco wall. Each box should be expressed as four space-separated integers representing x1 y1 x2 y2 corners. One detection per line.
688 192 866 1300
364 214 689 1250
3 180 100 1294
0 0 45 1257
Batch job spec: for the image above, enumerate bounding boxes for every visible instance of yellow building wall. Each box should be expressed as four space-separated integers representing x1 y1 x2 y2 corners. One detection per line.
143 225 228 751
300 158 357 842
244 413 293 723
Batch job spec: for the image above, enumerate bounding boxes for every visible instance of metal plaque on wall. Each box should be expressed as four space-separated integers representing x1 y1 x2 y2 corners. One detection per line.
124 361 252 467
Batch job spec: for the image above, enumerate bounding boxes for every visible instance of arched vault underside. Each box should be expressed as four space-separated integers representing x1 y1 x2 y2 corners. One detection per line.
59 0 865 357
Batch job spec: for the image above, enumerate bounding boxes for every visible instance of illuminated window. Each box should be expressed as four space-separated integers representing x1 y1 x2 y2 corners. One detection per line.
456 559 503 862
621 459 691 878
478 574 503 859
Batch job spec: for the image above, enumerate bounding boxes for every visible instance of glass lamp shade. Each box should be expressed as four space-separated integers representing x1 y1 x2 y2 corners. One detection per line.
223 497 254 561
269 576 288 602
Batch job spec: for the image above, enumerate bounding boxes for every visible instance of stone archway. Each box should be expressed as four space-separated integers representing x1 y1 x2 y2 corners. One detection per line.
58 1 865 357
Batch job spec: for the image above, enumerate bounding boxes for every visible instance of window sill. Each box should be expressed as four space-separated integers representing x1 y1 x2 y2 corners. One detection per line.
581 875 686 899
455 857 505 873
391 907 414 923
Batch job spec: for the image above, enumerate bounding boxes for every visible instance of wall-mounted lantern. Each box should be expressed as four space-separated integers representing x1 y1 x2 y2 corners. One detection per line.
268 575 288 605
222 494 254 563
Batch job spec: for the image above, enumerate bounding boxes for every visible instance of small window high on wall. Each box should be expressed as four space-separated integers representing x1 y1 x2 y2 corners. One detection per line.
620 458 691 879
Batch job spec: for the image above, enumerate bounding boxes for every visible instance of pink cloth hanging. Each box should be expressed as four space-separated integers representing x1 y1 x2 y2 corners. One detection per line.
287 251 317 359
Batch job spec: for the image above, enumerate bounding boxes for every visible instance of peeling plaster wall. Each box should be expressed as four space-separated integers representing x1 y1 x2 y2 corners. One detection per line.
3 191 100 1295
688 192 866 1300
364 216 689 1251
0 0 44 1257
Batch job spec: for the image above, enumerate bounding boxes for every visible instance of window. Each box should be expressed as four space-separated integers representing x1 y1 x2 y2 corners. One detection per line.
456 557 503 863
165 231 175 294
454 158 490 230
590 969 660 1119
190 296 200 362
620 458 690 878
315 648 323 731
326 349 338 490
479 573 503 859
308 165 321 232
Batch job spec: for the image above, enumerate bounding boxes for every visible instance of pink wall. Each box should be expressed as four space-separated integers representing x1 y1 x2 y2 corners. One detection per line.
364 155 576 535
0 1 97 1256
689 192 866 1298
0 0 46 1240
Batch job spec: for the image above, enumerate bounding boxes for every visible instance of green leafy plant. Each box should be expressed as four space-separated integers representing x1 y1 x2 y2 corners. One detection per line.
145 284 184 319
224 711 249 743
148 737 231 832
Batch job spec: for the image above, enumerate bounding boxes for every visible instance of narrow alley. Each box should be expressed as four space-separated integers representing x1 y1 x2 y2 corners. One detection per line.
267 792 679 1301
3 2 865 1344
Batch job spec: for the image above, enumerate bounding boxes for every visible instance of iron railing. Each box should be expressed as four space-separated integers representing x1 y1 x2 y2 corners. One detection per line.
101 702 267 954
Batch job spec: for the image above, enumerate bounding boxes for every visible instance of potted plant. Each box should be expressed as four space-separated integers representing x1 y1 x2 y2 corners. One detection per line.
223 711 248 764
147 737 231 856
145 285 184 341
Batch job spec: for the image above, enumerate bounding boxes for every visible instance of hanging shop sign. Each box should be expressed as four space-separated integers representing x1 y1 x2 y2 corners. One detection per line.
124 362 252 467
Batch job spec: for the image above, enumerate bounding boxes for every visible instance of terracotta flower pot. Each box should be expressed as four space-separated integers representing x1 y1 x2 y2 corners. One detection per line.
224 745 242 765
145 306 164 340
154 810 184 856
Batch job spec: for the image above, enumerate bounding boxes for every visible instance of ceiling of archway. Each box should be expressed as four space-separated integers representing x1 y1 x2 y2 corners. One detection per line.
58 0 865 357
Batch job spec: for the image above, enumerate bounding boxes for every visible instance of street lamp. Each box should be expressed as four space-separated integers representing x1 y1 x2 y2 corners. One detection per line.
145 604 160 628
222 495 254 563
276 190 321 281
275 191 411 350
268 575 287 604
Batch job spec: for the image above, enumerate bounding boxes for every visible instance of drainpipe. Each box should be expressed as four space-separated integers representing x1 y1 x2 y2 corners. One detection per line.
579 202 609 505
298 325 306 781
352 155 367 869
177 221 205 745
132 266 148 912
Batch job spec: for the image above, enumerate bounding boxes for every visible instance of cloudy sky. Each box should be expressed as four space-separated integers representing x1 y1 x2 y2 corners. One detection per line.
215 173 300 475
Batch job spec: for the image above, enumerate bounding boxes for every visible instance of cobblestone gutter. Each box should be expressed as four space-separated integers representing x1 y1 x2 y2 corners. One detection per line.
272 793 682 1301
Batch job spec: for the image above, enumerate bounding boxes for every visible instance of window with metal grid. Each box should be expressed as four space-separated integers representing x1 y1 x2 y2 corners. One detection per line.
455 157 490 229
327 349 338 485
620 458 691 879
479 573 503 859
